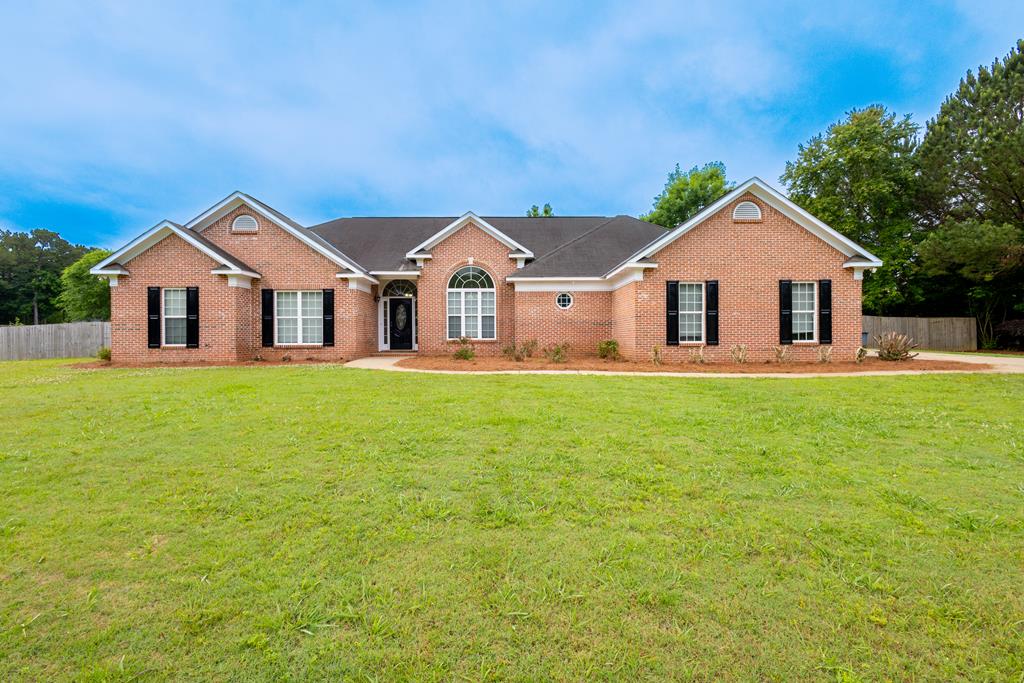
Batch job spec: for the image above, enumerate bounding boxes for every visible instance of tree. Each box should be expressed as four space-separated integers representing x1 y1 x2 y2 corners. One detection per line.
918 221 1024 345
643 162 732 228
0 229 90 324
526 203 554 217
780 106 922 314
57 249 112 321
918 40 1024 227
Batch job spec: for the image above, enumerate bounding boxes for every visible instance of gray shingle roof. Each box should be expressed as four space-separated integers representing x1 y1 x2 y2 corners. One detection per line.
308 215 665 276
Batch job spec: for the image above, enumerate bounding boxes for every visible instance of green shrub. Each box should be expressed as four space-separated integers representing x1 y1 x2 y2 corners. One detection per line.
96 346 111 362
453 337 475 361
543 343 570 363
502 339 538 362
597 339 620 360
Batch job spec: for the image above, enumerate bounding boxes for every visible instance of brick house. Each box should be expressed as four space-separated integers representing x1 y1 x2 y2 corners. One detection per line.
91 177 881 363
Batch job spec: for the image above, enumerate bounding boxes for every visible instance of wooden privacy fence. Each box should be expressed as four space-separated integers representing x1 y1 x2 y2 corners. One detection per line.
862 316 977 351
0 322 111 361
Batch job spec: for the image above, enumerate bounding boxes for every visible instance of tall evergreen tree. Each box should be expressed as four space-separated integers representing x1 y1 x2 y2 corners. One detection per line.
0 229 90 324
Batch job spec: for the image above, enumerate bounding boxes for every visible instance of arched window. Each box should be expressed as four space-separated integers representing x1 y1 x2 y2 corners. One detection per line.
382 279 416 297
447 266 495 339
732 201 761 221
231 214 259 233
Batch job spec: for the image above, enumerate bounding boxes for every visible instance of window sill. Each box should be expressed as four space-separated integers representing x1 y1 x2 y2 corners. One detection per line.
447 339 498 343
161 344 186 349
274 344 324 348
792 340 819 345
679 341 706 346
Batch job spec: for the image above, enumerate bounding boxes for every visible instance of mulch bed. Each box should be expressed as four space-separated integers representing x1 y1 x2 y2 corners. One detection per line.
397 355 988 374
70 358 345 370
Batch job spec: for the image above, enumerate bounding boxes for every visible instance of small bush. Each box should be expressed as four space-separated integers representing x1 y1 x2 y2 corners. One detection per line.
688 346 706 364
855 347 868 364
453 337 475 361
651 345 662 366
96 346 111 362
875 332 918 361
281 354 292 362
543 342 570 363
771 345 791 363
597 339 620 360
817 346 833 364
502 339 538 362
729 344 748 364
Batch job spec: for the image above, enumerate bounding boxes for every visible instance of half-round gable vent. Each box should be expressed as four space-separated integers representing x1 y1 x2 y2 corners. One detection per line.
231 214 259 232
732 201 762 221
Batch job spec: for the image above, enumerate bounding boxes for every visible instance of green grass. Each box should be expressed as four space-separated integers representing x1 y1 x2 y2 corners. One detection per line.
1 360 1023 681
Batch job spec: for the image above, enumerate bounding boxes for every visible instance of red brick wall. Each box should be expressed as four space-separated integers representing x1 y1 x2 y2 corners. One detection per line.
416 223 517 356
631 193 862 362
110 234 244 363
198 205 376 360
513 290 612 355
112 204 376 363
611 281 638 360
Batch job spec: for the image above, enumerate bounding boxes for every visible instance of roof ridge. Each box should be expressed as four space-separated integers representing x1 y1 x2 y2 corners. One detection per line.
521 215 620 266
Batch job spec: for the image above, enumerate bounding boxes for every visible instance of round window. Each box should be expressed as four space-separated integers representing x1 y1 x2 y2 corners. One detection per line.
555 292 573 309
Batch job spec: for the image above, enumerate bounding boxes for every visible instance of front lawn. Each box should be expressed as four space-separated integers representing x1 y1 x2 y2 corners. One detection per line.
1 360 1022 681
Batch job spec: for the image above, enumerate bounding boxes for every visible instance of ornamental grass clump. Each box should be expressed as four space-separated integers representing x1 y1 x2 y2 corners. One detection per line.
875 332 918 361
817 346 833 364
771 345 792 363
730 344 748 364
688 346 707 364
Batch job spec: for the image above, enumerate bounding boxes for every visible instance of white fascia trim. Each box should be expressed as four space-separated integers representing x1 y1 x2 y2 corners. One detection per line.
210 267 261 279
844 257 883 268
613 177 883 273
404 212 534 259
91 266 129 276
370 271 420 278
335 271 380 285
185 191 371 276
604 261 659 279
90 221 249 274
509 270 645 292
506 275 605 282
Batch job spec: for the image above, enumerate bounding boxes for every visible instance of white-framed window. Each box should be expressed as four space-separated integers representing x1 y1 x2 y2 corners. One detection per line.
447 266 496 340
678 282 704 343
555 292 573 309
275 290 323 345
231 214 259 233
791 281 816 342
163 288 187 346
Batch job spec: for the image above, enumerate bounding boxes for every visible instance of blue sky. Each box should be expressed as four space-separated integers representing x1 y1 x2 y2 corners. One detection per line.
1 1 1021 248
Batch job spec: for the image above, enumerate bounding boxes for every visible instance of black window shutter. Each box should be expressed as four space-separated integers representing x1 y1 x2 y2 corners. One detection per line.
666 281 679 345
185 287 199 348
147 287 161 348
705 280 719 345
818 279 832 345
322 288 335 347
779 280 793 345
261 289 274 347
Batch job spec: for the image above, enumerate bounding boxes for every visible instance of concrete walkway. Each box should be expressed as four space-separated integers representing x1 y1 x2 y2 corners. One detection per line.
344 351 1023 378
